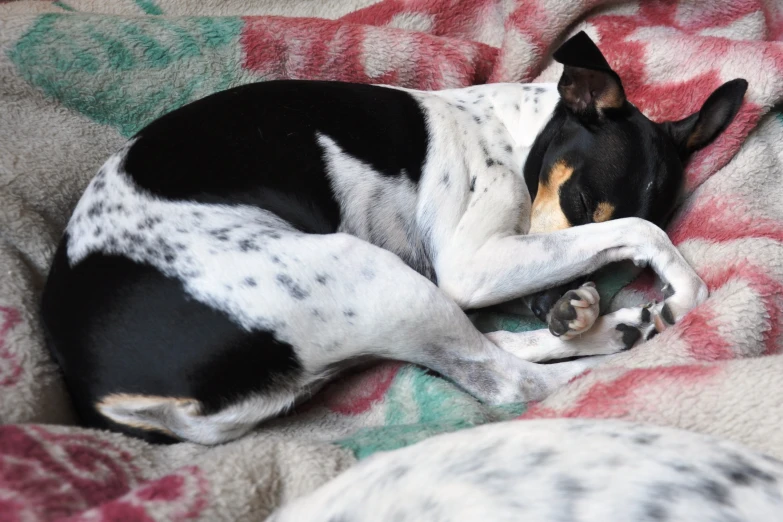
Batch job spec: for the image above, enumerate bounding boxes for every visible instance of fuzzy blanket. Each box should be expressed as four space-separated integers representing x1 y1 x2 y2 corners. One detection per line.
1 0 782 520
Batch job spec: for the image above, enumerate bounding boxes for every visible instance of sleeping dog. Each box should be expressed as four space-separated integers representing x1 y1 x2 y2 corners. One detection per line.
40 32 747 444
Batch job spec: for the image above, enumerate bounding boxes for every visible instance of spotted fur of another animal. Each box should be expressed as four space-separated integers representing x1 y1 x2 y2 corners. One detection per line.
270 419 783 522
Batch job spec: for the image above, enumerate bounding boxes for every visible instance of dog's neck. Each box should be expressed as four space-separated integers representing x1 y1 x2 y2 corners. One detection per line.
432 82 561 152
508 83 560 148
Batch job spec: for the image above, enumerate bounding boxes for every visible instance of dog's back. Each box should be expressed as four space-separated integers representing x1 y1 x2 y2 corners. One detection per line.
41 80 438 443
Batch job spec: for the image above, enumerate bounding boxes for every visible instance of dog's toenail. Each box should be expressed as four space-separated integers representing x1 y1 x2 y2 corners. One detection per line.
641 307 651 323
646 329 658 341
653 314 667 333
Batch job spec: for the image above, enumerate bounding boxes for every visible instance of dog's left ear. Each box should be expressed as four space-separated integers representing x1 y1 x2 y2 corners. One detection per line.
553 31 625 115
661 78 748 157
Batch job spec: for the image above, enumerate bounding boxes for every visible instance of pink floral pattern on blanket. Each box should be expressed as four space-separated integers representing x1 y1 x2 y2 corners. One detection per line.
0 426 141 520
521 364 724 420
61 467 209 522
0 425 208 522
322 363 402 416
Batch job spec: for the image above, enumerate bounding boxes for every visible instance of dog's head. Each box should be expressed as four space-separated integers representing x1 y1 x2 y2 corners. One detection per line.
524 31 748 234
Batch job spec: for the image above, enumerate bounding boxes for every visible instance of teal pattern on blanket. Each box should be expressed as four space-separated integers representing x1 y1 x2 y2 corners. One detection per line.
134 0 164 15
336 366 527 459
8 13 254 136
336 262 640 460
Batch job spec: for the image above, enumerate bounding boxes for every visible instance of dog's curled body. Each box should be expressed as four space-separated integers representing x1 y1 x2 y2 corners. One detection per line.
42 33 747 444
45 81 578 444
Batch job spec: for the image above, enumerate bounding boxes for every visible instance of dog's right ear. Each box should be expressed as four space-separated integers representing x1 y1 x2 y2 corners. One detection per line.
553 31 626 116
661 79 748 157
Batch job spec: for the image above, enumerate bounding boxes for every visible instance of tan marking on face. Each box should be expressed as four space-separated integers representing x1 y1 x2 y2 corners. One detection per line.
96 393 200 435
593 202 615 223
529 161 573 234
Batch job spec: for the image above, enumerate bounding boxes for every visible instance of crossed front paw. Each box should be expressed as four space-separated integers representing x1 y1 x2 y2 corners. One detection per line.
548 282 600 340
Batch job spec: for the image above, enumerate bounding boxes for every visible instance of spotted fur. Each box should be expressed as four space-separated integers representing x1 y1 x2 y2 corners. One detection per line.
270 419 783 522
41 32 746 444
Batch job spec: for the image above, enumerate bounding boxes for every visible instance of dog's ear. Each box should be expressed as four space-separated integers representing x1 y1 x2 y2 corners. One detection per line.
661 79 748 157
553 31 625 115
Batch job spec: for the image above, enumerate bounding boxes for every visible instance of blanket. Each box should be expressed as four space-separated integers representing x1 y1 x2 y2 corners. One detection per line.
1 0 782 520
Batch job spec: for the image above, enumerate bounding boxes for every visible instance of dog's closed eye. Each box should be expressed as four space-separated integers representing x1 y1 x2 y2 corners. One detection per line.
579 192 591 217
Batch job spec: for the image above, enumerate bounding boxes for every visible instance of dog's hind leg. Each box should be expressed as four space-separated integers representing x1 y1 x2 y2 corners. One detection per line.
96 232 626 444
265 233 617 407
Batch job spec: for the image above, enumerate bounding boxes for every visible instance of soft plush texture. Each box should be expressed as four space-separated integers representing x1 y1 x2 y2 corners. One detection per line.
0 0 782 520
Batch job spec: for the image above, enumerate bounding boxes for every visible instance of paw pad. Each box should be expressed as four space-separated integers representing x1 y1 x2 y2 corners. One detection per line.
548 282 600 340
615 324 642 350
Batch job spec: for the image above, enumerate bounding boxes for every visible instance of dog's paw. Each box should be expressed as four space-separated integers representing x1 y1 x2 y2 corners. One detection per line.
601 302 662 351
548 282 600 340
654 281 709 332
608 281 707 343
545 303 658 358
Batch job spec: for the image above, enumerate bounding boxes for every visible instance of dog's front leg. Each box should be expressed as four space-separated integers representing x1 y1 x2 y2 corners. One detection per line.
436 217 707 329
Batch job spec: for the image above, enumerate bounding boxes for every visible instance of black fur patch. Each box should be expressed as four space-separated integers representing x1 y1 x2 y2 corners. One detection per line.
123 80 429 235
40 239 302 443
660 304 675 325
616 324 641 350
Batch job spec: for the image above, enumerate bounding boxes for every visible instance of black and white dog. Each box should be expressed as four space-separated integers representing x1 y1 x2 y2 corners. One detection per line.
41 32 747 444
269 419 783 521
